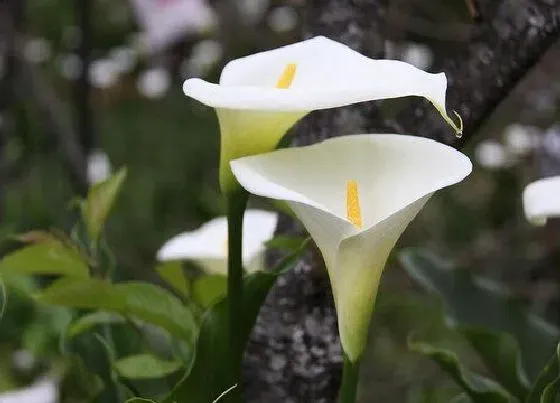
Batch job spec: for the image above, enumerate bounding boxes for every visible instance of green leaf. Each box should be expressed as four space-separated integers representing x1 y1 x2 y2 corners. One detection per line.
68 311 127 338
37 278 196 343
264 236 308 252
450 394 473 403
192 275 227 308
114 354 182 379
0 239 89 278
126 399 157 403
527 343 560 403
399 248 560 381
60 355 105 403
164 238 309 403
155 261 189 298
85 167 127 241
458 327 529 400
408 337 513 403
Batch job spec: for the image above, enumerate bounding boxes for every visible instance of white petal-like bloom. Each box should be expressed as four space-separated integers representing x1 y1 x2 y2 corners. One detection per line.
183 36 461 193
231 134 471 361
87 150 112 185
0 378 57 403
131 0 216 52
157 210 278 274
474 140 509 170
523 176 560 226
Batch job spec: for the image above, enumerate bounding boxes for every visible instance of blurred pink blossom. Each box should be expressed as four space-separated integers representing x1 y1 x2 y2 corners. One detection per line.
130 0 216 52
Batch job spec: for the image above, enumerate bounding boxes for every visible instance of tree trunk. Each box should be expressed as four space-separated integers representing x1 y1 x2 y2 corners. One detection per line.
243 0 560 401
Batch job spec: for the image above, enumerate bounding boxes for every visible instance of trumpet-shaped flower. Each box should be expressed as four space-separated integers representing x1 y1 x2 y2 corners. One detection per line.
523 176 560 226
157 210 277 274
230 134 471 361
183 36 462 193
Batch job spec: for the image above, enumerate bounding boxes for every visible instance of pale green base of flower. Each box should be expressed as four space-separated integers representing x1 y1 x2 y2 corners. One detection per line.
217 108 306 195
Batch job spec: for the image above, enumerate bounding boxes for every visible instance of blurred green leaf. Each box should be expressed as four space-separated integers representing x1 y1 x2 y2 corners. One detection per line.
459 327 529 400
85 167 127 241
265 236 308 252
192 275 227 308
126 399 157 403
92 333 131 402
399 248 560 381
408 337 512 402
69 311 127 338
527 343 560 403
164 238 309 403
450 394 473 403
155 261 189 298
59 354 105 403
36 278 196 343
0 238 89 278
114 354 182 380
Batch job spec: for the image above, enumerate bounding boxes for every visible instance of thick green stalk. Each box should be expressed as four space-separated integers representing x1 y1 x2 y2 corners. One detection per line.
338 353 361 403
226 190 248 398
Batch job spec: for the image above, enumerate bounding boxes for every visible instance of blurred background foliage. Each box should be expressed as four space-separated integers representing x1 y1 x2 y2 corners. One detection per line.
0 0 559 401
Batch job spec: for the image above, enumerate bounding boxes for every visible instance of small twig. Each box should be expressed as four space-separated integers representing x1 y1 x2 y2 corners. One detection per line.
212 384 238 403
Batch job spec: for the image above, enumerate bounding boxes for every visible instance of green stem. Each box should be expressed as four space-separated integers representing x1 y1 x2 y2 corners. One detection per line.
226 190 248 394
338 353 361 403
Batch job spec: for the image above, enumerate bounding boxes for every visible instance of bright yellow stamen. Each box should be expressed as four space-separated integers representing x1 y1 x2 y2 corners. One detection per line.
346 180 363 229
275 63 297 89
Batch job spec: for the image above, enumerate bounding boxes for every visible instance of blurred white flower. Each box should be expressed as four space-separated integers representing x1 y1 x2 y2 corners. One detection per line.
267 6 298 33
87 150 112 185
131 0 216 52
475 140 509 170
182 39 223 78
504 124 538 156
0 378 57 403
137 68 171 99
90 59 120 89
402 43 433 71
23 38 52 64
157 210 278 275
12 350 35 372
58 54 81 81
109 46 138 74
238 0 270 25
523 176 560 226
543 125 560 156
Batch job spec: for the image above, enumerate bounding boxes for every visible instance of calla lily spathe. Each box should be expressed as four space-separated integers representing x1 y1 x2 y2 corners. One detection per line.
523 176 560 226
157 210 278 274
183 36 462 193
230 134 472 361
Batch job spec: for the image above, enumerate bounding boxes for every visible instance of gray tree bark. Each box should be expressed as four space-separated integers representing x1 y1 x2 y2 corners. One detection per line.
243 1 560 402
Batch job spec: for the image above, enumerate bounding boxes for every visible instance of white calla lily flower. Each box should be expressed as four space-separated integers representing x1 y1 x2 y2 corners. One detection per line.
523 176 560 226
230 134 471 361
0 378 57 403
183 36 462 193
157 210 278 274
